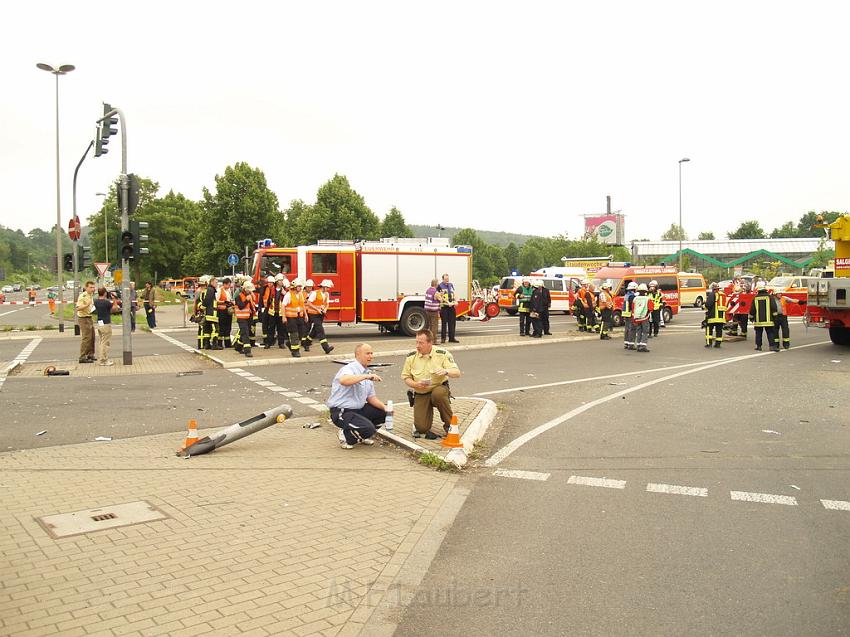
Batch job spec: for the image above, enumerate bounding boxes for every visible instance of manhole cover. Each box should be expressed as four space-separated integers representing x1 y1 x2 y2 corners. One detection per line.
36 501 168 538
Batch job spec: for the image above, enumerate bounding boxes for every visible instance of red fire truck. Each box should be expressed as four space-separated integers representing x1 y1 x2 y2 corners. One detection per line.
250 238 472 336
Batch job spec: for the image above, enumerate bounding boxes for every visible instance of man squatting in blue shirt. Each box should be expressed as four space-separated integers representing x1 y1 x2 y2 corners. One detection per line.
326 343 387 449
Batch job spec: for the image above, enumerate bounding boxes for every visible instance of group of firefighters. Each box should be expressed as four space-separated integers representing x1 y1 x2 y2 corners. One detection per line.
191 274 335 358
703 279 805 352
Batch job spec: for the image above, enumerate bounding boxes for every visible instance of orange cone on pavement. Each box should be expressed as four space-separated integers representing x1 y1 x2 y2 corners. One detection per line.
181 419 200 450
441 415 463 449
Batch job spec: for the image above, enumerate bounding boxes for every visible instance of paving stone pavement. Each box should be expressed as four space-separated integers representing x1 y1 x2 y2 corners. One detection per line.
13 353 216 378
0 416 460 636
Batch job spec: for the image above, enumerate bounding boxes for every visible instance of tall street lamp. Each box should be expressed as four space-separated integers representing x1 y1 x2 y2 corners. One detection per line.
36 62 75 333
95 192 108 259
678 157 690 273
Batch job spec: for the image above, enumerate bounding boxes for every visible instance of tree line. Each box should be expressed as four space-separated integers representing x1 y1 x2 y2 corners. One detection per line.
659 211 843 242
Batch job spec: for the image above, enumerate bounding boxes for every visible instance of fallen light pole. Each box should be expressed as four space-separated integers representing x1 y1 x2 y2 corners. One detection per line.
179 404 293 457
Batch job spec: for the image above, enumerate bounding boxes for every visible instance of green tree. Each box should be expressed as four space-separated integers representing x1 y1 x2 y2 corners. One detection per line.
293 174 379 244
380 206 413 238
661 224 687 241
519 243 545 274
87 177 159 264
140 191 202 280
188 163 282 272
809 238 835 268
770 221 797 238
281 199 312 246
796 210 842 237
697 231 715 240
727 220 766 239
503 242 520 271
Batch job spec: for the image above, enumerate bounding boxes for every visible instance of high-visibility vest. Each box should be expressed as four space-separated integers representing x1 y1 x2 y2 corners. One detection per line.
707 292 727 324
262 285 276 316
307 290 325 315
752 295 775 327
216 287 232 311
234 292 255 320
284 291 305 318
622 292 634 318
598 290 613 310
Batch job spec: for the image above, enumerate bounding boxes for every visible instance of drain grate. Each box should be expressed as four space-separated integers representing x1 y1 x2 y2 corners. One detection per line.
36 501 168 538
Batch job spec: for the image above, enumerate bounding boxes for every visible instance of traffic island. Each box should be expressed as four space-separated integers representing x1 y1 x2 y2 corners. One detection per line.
376 396 497 468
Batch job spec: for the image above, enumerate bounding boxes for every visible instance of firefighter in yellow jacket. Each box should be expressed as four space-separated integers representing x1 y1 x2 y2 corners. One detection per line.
306 279 335 354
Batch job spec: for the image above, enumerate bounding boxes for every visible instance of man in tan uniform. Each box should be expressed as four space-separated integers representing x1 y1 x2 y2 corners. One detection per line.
76 281 97 363
401 329 462 439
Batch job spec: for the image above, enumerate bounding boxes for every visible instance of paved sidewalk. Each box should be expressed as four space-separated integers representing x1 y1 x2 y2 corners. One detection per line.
0 412 464 637
13 353 215 378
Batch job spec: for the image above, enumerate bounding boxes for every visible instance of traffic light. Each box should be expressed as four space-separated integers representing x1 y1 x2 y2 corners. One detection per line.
118 174 140 215
63 252 73 272
121 229 134 261
78 245 92 269
94 103 117 158
130 220 149 259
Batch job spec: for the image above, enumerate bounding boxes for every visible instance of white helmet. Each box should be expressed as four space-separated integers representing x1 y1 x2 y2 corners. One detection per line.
637 283 648 292
756 281 767 290
532 279 543 287
198 275 210 285
280 277 290 288
304 279 315 287
627 281 638 290
649 280 658 287
274 273 285 281
320 279 333 288
291 278 303 287
266 275 275 283
601 282 612 289
581 279 590 285
242 282 255 292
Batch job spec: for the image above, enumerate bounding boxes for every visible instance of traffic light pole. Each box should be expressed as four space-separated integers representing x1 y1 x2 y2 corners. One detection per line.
71 140 93 336
117 111 132 365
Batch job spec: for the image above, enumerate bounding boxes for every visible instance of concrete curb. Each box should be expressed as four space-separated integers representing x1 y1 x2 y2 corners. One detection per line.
375 397 497 468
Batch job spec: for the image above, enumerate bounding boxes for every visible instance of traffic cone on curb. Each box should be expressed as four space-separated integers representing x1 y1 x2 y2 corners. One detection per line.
441 415 463 449
181 419 200 450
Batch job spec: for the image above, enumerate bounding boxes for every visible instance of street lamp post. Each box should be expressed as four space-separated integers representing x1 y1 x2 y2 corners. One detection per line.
95 192 108 260
678 157 690 273
36 62 75 333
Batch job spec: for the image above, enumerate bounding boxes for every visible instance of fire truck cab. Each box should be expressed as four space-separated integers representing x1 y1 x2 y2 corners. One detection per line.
250 238 472 336
593 264 681 326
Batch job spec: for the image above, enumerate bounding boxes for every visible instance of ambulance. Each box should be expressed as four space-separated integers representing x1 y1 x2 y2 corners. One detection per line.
497 267 586 315
767 274 811 317
250 237 472 336
592 264 681 326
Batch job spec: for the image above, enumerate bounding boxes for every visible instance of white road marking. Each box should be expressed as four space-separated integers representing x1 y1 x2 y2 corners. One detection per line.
224 368 326 412
0 337 42 392
150 330 197 353
245 375 263 381
0 309 23 317
493 469 551 481
484 341 830 467
567 475 626 489
730 491 798 506
821 499 850 511
646 483 708 497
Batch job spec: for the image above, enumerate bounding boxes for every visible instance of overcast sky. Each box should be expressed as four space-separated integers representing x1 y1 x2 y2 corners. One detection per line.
2 1 848 244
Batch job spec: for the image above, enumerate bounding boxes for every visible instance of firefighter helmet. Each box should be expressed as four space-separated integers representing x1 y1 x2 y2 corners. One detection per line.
242 282 255 292
637 283 648 292
649 280 658 287
266 275 275 283
320 279 333 288
627 281 638 290
304 279 315 287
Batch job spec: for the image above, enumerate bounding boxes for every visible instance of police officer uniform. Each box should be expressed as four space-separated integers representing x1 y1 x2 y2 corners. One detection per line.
401 346 459 438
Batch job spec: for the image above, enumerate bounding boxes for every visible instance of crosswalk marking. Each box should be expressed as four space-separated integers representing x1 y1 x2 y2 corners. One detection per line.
567 475 626 489
0 337 42 392
646 483 708 497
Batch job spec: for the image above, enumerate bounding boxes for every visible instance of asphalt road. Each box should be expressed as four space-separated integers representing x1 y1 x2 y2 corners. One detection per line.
3 306 847 636
390 315 849 636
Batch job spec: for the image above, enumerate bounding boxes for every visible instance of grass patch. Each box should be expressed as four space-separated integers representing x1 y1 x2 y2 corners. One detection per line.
418 452 459 472
467 439 488 461
25 325 38 331
2 325 13 332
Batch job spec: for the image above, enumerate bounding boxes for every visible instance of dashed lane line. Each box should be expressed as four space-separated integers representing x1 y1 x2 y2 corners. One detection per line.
730 491 798 506
567 475 627 489
0 337 42 392
646 483 708 497
821 499 850 511
227 367 326 413
493 469 551 481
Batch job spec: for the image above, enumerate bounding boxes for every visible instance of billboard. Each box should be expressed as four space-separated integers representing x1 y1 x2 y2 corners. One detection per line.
584 214 624 245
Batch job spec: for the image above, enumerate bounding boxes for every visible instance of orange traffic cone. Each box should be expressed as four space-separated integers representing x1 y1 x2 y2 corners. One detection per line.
441 415 463 449
181 419 200 450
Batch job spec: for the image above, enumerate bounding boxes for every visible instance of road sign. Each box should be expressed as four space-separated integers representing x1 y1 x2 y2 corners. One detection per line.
114 270 123 284
227 253 239 266
68 217 81 241
94 262 110 277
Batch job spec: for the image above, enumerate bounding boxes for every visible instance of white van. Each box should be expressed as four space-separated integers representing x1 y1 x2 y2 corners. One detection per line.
677 273 707 308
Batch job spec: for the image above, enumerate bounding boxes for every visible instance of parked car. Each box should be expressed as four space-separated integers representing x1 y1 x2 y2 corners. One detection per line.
1 285 13 294
12 283 22 292
31 284 41 290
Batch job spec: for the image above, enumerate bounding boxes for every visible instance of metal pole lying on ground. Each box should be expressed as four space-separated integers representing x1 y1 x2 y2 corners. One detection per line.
179 404 293 457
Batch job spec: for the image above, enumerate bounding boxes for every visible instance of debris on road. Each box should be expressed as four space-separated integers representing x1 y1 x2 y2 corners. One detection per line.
94 436 112 441
790 485 801 490
177 371 203 376
302 422 322 429
761 430 781 435
35 430 46 436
